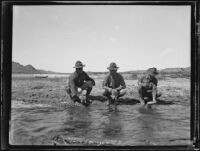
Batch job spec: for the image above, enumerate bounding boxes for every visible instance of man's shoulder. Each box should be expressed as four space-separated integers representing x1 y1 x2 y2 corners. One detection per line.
116 72 122 76
82 71 88 75
103 74 110 79
116 73 124 78
105 73 110 77
139 74 148 81
146 74 158 81
151 75 158 81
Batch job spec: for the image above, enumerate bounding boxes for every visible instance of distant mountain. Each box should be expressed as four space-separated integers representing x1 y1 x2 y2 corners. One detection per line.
119 67 190 74
12 61 40 74
12 61 64 74
12 61 190 75
160 67 190 73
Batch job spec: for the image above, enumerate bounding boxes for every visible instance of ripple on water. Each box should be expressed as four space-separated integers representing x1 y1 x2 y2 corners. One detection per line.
10 100 190 145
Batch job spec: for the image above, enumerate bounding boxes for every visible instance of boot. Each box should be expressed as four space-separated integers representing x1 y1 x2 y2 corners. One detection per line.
72 95 81 103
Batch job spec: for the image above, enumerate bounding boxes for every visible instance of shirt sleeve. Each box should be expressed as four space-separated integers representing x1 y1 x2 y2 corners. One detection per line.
84 72 95 85
120 74 126 88
154 77 158 86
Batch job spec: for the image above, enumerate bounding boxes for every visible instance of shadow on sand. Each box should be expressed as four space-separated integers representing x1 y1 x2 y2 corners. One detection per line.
88 95 175 105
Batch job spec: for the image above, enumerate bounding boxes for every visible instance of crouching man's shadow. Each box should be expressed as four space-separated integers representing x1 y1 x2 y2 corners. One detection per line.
88 95 175 105
88 95 140 105
102 111 123 139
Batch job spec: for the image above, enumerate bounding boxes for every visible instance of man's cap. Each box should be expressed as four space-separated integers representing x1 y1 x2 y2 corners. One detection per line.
147 67 158 75
73 61 85 68
107 62 119 70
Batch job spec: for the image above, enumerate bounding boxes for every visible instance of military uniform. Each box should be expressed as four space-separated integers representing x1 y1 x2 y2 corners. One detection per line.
102 73 126 95
102 62 126 104
66 61 95 105
138 67 161 104
67 71 95 98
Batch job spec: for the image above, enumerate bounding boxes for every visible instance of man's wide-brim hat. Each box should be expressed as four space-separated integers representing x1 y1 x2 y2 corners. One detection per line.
73 61 85 68
107 62 119 70
147 67 158 75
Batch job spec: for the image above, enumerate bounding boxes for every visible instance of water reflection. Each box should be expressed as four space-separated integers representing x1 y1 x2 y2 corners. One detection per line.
63 106 92 137
136 106 162 144
102 110 123 140
10 101 190 145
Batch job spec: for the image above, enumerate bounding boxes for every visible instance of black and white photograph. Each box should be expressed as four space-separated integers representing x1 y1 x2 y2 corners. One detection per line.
5 2 196 148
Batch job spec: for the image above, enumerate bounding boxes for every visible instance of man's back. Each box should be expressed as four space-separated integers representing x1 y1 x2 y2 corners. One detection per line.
139 74 158 87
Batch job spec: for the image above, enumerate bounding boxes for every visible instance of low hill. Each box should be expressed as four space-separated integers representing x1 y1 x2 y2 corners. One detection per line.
160 67 190 73
12 61 64 74
12 62 40 74
12 61 190 78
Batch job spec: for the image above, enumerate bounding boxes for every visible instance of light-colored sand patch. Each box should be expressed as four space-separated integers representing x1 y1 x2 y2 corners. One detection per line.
12 101 52 108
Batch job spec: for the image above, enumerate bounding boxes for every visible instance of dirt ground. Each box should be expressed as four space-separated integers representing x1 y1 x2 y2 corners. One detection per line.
11 74 190 104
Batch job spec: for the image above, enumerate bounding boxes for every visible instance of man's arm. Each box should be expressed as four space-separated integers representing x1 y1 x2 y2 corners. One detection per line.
102 75 112 91
149 76 158 88
84 72 95 86
154 77 158 86
115 75 126 91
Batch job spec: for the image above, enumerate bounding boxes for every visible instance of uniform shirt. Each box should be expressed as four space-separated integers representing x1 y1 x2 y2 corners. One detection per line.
138 74 158 87
68 71 95 95
102 73 126 89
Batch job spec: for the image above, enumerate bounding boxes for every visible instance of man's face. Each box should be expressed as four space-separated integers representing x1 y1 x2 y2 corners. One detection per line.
110 69 117 75
76 68 83 74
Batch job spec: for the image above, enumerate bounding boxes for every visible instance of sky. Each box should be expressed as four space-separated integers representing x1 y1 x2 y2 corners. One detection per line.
12 5 191 73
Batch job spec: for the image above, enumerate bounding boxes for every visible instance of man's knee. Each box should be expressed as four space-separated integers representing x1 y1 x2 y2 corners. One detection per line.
85 81 93 88
82 81 93 90
156 92 162 98
119 89 126 96
102 89 111 96
138 86 151 97
138 86 144 95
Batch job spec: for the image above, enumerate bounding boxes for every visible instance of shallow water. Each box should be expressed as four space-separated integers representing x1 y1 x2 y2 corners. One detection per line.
10 99 190 146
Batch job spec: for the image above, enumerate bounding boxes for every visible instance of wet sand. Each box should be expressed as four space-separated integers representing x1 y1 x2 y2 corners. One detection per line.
10 75 190 146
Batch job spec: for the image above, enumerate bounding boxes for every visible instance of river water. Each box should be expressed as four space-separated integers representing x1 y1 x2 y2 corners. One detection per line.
10 99 190 146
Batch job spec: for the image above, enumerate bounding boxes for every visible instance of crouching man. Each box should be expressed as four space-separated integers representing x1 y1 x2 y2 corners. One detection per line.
102 62 126 106
138 67 161 105
66 61 95 106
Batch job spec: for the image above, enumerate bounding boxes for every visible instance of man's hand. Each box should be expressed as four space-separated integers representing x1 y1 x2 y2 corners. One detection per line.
77 88 82 93
140 99 145 105
111 89 119 99
107 87 112 92
79 93 86 103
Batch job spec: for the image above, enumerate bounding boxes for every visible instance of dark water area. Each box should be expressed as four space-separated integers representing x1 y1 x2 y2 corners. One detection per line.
10 100 190 146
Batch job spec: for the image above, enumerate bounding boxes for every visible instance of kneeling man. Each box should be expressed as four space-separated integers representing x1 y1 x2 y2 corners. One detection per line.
138 67 161 105
66 61 95 106
102 62 126 106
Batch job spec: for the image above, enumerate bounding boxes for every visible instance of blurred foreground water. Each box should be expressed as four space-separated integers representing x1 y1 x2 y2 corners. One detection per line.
10 100 190 146
10 75 190 146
